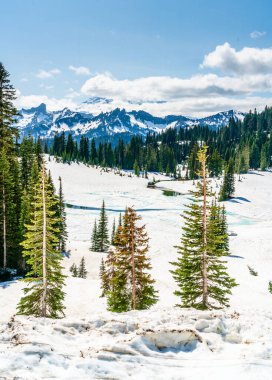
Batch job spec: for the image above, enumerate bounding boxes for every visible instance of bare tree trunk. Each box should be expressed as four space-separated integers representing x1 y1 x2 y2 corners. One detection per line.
41 165 47 317
202 154 208 308
2 177 7 269
131 219 136 310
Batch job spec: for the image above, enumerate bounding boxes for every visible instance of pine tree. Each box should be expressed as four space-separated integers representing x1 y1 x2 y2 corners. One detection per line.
106 207 158 312
133 160 140 177
90 219 99 251
170 146 237 310
111 218 116 245
118 212 122 228
69 263 78 277
17 163 66 318
57 177 67 252
78 257 87 278
99 246 122 299
0 63 20 272
99 258 106 296
219 161 235 201
97 200 110 252
0 149 17 269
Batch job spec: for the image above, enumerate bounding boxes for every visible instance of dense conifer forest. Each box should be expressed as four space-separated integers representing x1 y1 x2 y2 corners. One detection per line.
47 107 272 179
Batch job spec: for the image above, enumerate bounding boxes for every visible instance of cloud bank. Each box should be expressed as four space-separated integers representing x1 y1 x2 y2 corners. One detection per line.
17 43 272 117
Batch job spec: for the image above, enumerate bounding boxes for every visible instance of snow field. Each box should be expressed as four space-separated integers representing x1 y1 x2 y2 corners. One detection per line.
1 158 272 378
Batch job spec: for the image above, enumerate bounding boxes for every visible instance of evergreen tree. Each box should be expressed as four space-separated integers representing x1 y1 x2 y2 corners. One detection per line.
260 141 270 171
57 177 67 252
78 256 87 278
133 160 140 177
97 200 110 252
17 163 66 318
90 219 99 251
69 263 78 277
219 161 235 201
99 258 106 296
0 63 20 272
106 207 158 312
118 212 122 228
0 150 16 269
100 247 119 298
111 218 116 245
170 146 237 309
208 149 222 177
20 135 35 190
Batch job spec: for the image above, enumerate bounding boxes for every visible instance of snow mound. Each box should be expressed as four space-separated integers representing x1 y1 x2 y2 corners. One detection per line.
135 328 204 353
1 309 272 379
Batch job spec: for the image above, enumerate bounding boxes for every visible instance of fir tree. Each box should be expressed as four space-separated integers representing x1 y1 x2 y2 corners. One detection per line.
99 256 112 297
57 176 67 252
78 257 87 278
107 207 158 312
219 161 235 201
90 219 99 251
133 160 140 177
118 212 122 228
69 263 78 277
111 218 116 245
0 149 17 269
97 200 110 252
99 258 106 296
268 281 272 294
0 63 20 272
170 146 237 310
17 163 66 318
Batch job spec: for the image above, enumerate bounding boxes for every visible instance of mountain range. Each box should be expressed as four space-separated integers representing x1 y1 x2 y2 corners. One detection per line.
17 97 245 143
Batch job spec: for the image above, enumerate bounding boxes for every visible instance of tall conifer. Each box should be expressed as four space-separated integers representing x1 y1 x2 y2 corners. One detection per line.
106 207 158 312
171 147 237 309
17 163 65 318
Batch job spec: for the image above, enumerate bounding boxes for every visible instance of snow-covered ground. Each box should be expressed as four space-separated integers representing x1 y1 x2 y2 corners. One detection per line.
1 158 272 379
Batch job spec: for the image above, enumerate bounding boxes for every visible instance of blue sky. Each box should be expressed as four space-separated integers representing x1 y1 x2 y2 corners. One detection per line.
2 0 272 116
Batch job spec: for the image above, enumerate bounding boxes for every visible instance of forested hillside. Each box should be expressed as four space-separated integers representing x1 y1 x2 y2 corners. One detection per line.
46 107 272 176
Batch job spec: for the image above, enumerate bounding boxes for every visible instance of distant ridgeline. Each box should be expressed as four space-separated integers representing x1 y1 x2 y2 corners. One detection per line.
28 106 272 177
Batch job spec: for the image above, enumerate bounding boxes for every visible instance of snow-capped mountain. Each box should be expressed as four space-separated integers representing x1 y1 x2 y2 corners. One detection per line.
16 102 245 142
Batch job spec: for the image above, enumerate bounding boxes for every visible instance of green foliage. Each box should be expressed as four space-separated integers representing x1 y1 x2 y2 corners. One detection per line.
106 207 158 312
248 265 258 276
96 200 110 252
17 163 66 318
219 160 235 201
133 160 140 177
171 147 237 310
268 281 272 294
78 257 87 278
90 219 100 251
70 263 78 277
111 218 116 245
0 63 22 272
56 177 67 252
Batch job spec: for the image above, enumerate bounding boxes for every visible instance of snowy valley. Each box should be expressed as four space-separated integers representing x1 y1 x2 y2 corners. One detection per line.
1 158 272 379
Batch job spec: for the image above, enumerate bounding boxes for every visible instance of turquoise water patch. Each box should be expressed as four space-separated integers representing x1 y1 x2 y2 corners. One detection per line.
226 211 256 226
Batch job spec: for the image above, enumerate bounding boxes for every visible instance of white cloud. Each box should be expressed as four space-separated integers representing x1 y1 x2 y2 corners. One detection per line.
250 30 266 39
66 88 81 99
81 72 272 102
20 77 28 82
69 65 91 76
36 68 61 79
15 94 76 112
201 42 272 74
18 42 272 117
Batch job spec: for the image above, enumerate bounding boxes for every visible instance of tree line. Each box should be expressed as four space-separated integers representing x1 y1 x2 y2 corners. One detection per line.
46 106 272 180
